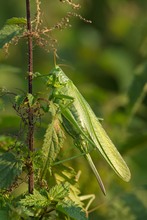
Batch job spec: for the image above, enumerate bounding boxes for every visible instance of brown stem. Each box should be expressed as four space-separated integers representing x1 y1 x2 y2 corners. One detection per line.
26 0 34 194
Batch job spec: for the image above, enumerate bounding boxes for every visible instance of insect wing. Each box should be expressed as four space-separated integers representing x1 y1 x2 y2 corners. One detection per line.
74 90 131 182
60 81 131 182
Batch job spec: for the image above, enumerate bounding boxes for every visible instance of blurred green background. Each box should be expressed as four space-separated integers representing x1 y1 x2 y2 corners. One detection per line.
0 0 147 219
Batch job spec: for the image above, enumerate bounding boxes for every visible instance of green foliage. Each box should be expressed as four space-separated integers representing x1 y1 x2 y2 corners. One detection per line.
6 17 27 25
1 0 147 219
0 24 24 48
48 182 70 201
19 189 50 208
18 182 86 219
0 17 26 48
41 102 65 178
57 200 88 220
0 152 23 189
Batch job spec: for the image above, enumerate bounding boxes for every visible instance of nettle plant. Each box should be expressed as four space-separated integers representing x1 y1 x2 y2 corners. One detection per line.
0 1 131 219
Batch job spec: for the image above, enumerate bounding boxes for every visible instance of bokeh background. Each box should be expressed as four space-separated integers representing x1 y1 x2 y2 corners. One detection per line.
0 0 147 219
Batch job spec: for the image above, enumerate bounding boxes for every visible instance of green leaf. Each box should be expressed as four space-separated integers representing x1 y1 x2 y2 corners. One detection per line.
6 17 27 25
0 24 24 48
41 106 65 178
48 182 70 201
57 200 88 220
19 189 50 208
43 117 64 165
0 152 22 189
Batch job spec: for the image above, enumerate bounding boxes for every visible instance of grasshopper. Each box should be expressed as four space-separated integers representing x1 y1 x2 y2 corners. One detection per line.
46 65 131 195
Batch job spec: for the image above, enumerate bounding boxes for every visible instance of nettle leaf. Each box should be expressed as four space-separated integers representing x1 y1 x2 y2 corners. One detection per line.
0 152 22 189
19 189 50 208
6 17 27 26
57 200 88 220
48 182 70 201
41 112 65 177
0 24 24 48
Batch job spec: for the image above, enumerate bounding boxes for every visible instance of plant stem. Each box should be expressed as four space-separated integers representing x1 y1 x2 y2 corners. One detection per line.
26 0 34 194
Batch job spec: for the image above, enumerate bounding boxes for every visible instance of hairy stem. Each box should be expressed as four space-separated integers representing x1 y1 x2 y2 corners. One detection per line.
26 0 34 194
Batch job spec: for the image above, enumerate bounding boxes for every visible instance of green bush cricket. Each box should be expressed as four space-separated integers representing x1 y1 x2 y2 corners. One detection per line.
46 65 131 195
